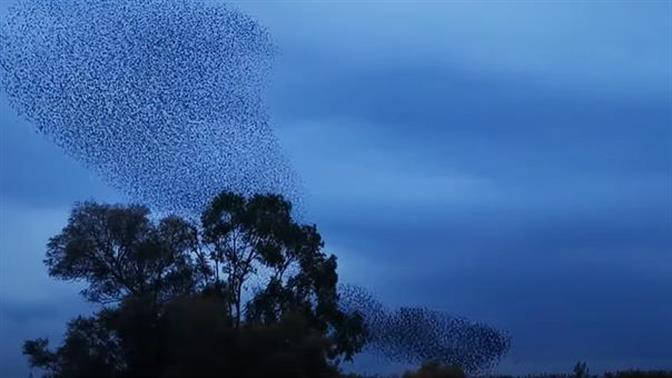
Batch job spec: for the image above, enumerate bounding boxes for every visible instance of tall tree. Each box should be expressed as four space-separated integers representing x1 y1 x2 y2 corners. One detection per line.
24 192 366 377
201 192 366 360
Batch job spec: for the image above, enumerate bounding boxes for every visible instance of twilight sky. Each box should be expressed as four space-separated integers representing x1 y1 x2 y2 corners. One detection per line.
1 0 671 376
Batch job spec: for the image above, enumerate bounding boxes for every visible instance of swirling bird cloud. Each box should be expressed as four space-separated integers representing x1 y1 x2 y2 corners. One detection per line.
0 0 300 214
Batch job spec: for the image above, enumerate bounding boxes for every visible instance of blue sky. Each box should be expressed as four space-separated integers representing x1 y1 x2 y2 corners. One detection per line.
1 0 671 376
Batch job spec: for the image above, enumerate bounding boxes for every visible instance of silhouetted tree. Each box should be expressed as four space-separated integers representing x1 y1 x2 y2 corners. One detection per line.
574 362 590 378
402 361 466 378
45 203 202 304
23 313 122 378
24 192 366 378
201 192 366 360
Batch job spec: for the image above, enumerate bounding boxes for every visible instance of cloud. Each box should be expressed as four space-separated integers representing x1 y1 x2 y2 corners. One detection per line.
241 0 670 96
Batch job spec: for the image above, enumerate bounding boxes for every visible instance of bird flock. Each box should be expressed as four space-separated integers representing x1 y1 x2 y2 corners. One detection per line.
340 285 511 373
0 0 300 214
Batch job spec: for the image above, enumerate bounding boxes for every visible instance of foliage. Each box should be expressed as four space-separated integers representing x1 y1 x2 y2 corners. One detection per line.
574 362 590 378
402 361 466 378
45 203 201 303
24 192 365 377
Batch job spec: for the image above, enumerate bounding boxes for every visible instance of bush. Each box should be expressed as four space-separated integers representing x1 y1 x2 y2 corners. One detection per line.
402 361 466 378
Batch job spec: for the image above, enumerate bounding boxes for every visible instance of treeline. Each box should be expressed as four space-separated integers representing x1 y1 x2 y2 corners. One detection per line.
347 362 672 378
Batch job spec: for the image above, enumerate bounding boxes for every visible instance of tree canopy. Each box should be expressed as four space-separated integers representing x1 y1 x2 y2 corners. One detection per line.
25 192 365 378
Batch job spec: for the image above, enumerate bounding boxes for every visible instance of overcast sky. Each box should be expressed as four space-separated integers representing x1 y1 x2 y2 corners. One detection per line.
1 0 671 376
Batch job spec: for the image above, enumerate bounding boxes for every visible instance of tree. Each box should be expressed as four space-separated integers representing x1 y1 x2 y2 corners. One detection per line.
24 192 366 377
574 362 590 378
45 203 202 304
402 361 466 378
201 192 366 360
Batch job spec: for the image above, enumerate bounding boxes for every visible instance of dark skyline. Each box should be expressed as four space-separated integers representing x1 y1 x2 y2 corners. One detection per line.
1 0 671 376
